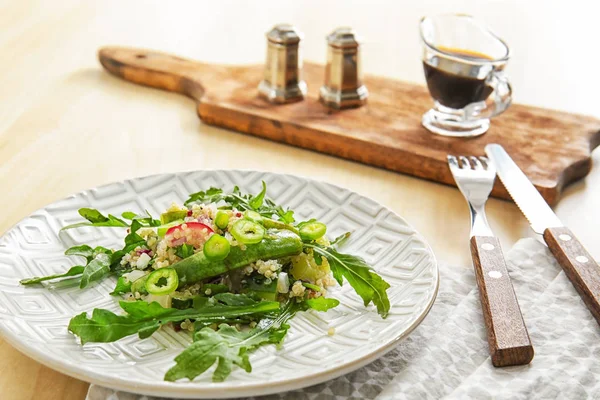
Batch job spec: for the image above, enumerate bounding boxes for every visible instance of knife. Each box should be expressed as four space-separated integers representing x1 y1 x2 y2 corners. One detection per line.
486 144 600 324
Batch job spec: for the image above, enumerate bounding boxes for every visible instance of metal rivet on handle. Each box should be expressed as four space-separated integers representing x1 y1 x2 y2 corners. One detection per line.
559 234 572 241
488 271 502 279
576 256 589 263
481 243 495 251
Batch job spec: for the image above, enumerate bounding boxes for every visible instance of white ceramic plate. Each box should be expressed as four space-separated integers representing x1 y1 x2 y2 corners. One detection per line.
0 170 438 399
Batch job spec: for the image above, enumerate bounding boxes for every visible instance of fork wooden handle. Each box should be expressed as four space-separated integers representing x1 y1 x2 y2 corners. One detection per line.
543 227 600 324
470 236 534 367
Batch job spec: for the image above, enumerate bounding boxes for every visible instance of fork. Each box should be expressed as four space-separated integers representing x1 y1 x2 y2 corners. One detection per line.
448 155 534 367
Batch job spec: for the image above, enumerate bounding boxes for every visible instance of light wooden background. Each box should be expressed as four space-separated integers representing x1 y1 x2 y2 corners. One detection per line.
1 0 598 399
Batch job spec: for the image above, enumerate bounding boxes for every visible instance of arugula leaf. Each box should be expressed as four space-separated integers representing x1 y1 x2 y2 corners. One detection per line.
80 253 111 289
213 293 257 306
184 187 225 206
129 210 161 227
62 208 159 231
68 299 281 344
165 325 252 382
305 297 340 311
263 198 295 224
130 219 142 234
123 210 162 227
109 249 127 270
20 244 114 286
202 283 229 296
79 208 109 223
92 246 112 256
307 244 390 318
20 266 85 286
165 297 338 382
121 211 137 220
110 276 132 295
175 244 194 259
79 208 126 226
123 231 145 252
64 245 93 259
276 209 295 224
119 300 174 319
61 208 128 230
69 308 161 344
249 181 267 210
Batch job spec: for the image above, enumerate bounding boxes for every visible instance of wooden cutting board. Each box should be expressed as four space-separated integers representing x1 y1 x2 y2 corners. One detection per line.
99 46 600 205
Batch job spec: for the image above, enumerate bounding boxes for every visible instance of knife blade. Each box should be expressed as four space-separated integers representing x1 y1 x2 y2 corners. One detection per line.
486 143 600 325
485 144 562 234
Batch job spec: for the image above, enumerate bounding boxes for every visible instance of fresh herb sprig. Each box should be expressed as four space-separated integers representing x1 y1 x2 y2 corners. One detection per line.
185 182 295 224
19 265 84 286
20 244 113 288
165 296 339 382
21 221 147 288
61 208 128 230
68 294 282 344
304 242 391 318
61 208 161 231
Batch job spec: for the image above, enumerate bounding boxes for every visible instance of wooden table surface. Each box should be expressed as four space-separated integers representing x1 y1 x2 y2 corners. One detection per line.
1 1 598 399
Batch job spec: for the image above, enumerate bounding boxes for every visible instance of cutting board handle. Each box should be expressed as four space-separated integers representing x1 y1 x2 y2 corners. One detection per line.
98 47 209 102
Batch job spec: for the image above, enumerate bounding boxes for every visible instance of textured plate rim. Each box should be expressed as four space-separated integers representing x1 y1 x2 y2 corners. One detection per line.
0 169 439 399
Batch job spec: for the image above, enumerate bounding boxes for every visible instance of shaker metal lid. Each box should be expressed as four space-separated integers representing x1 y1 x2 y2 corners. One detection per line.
326 27 361 48
266 24 302 45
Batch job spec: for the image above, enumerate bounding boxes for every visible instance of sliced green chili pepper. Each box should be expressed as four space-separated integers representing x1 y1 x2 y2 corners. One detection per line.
298 221 327 241
203 234 230 260
244 210 263 224
230 220 265 244
145 268 179 295
215 211 230 230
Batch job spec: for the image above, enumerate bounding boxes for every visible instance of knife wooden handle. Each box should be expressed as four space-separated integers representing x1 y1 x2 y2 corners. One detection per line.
470 236 534 367
544 227 600 324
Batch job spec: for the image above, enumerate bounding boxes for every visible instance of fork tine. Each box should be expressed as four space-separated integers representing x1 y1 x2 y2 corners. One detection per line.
470 156 483 170
447 153 496 203
458 156 470 169
447 155 459 168
479 156 488 168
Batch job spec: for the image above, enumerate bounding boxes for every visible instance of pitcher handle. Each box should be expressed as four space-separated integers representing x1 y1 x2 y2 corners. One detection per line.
466 70 512 120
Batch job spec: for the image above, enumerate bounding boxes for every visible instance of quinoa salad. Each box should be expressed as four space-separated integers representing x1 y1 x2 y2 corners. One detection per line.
21 182 391 382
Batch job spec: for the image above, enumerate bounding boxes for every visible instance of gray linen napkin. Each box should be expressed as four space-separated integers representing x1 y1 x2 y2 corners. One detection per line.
87 239 600 400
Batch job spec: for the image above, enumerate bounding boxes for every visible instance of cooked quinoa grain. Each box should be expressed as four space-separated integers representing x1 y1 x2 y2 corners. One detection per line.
290 281 306 298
